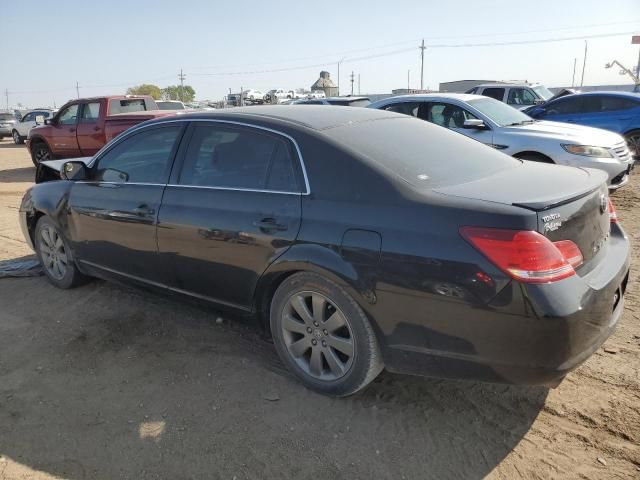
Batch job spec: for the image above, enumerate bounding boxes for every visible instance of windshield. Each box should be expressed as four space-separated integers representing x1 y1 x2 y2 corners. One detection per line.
467 97 533 127
532 86 554 100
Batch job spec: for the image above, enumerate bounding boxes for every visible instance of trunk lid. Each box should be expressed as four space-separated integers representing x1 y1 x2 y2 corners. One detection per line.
434 161 611 266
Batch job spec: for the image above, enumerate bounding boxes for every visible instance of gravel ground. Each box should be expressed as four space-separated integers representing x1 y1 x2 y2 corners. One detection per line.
0 139 638 480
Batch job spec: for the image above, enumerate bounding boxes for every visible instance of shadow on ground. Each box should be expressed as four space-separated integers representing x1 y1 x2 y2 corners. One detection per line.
0 276 547 479
0 166 34 183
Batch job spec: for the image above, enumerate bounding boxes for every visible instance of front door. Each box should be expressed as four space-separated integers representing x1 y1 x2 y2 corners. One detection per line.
67 123 184 282
76 101 105 156
49 103 80 156
157 121 304 310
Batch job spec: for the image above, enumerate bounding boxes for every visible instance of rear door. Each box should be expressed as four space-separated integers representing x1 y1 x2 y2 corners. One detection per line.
68 123 184 283
479 87 506 102
49 103 81 156
76 100 105 156
157 121 304 310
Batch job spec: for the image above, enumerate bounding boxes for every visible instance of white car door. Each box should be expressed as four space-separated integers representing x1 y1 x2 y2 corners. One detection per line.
424 102 494 146
16 112 35 136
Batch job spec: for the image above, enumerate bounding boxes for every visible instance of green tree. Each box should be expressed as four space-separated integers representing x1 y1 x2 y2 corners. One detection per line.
162 85 196 103
126 84 162 99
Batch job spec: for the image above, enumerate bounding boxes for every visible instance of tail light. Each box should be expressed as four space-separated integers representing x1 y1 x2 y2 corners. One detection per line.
608 198 618 223
460 227 583 283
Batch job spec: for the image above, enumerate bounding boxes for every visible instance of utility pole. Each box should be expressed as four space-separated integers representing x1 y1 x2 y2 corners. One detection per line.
419 39 426 91
350 71 355 95
571 58 577 88
178 68 186 102
580 41 588 88
75 81 80 99
337 58 344 96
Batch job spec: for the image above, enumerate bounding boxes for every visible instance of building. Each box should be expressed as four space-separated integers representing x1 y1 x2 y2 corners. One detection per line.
311 71 339 97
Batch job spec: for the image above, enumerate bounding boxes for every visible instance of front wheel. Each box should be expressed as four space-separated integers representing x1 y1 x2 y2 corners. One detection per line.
625 129 640 157
270 272 383 396
12 130 24 145
30 141 51 166
34 216 89 289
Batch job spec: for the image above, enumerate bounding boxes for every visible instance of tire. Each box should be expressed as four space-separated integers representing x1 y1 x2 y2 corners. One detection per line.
514 152 554 163
30 140 51 166
270 272 383 396
624 129 640 157
12 130 24 145
34 216 89 289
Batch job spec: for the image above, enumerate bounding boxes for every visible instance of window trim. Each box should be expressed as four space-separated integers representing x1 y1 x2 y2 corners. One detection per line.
87 118 311 195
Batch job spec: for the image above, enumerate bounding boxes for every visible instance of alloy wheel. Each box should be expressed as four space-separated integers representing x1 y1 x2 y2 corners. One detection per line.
34 146 50 162
38 225 68 280
12 131 20 144
627 133 640 157
281 291 355 381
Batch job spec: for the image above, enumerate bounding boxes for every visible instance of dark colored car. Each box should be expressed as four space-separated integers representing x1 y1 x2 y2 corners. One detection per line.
525 91 640 156
20 106 629 396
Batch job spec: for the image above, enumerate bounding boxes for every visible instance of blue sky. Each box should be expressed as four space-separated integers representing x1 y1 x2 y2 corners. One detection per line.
2 0 639 107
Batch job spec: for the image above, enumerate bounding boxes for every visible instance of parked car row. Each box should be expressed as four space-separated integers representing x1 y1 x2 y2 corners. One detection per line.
368 94 634 190
21 105 630 396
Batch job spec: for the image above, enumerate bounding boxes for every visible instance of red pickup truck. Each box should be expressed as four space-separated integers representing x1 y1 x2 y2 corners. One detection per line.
26 95 176 165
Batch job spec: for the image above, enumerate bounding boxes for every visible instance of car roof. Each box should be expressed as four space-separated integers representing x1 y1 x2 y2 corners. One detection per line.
558 90 640 99
149 105 398 131
373 93 482 103
475 83 541 88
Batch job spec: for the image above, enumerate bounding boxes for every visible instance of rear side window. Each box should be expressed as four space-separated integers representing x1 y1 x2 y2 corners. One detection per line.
383 102 421 117
178 124 300 193
80 102 100 123
598 96 639 112
94 126 181 183
480 88 505 101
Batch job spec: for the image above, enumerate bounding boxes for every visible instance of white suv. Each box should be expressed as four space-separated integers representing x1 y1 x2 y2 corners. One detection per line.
12 109 55 144
466 84 554 110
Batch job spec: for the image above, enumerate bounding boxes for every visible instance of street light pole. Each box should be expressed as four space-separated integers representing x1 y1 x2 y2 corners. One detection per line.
580 41 588 88
419 39 426 90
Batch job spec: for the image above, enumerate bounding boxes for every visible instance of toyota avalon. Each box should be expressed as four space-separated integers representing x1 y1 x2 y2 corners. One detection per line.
20 106 630 396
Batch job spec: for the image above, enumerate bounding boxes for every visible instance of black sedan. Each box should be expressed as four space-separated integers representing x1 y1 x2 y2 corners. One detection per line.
20 106 630 396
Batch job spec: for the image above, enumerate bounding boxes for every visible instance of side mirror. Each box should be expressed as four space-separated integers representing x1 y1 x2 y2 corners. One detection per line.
61 161 88 181
463 119 488 130
533 99 545 105
44 118 53 126
34 115 45 125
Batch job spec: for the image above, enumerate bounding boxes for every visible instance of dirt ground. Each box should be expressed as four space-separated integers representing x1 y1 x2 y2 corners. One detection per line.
0 139 638 480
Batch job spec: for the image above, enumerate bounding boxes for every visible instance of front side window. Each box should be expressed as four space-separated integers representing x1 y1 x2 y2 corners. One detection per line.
58 104 79 125
383 102 421 117
480 88 505 101
80 102 101 123
546 97 582 115
22 112 35 122
507 88 536 106
93 126 181 184
428 103 478 129
178 124 300 192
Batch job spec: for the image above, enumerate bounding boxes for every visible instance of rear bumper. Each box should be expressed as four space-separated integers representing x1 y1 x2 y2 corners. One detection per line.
381 225 631 386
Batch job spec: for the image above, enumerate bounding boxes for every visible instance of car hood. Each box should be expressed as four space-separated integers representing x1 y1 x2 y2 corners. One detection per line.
501 120 624 146
433 160 608 210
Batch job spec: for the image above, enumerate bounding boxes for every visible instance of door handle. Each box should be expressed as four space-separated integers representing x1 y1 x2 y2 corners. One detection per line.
93 126 100 132
253 218 287 232
133 205 155 216
69 128 76 132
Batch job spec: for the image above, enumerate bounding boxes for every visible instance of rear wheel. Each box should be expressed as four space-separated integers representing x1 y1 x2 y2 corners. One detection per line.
12 130 23 145
625 129 640 157
34 216 89 289
514 152 554 163
30 141 51 166
270 272 383 396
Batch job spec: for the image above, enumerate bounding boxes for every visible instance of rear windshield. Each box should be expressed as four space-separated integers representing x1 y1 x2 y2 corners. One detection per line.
108 99 149 115
326 116 520 188
156 101 185 110
0 113 14 121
